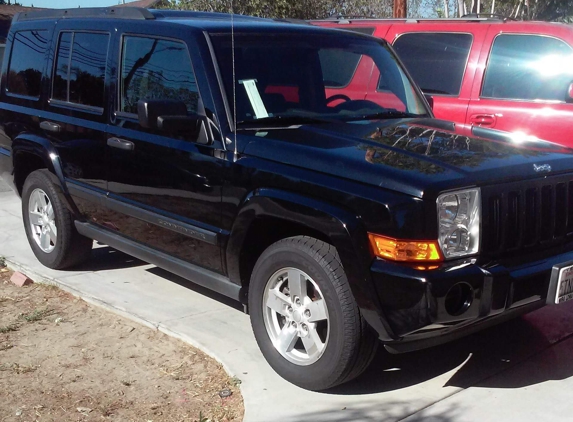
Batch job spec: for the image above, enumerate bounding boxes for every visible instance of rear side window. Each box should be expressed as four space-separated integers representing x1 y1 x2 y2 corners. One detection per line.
481 34 573 102
7 30 49 98
119 36 199 115
392 33 472 96
52 31 109 109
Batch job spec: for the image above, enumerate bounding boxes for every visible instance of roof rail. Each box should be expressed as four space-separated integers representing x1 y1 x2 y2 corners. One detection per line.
13 7 155 23
150 9 266 21
326 14 375 20
461 13 516 21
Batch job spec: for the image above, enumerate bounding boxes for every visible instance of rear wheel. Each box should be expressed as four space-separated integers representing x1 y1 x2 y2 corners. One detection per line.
22 170 92 269
249 236 378 390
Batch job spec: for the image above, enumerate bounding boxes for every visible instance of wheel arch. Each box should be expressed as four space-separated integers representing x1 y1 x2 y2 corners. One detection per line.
11 135 75 211
226 188 392 339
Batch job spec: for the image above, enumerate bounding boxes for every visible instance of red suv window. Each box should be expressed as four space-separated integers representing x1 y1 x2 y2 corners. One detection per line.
393 32 473 96
482 34 573 102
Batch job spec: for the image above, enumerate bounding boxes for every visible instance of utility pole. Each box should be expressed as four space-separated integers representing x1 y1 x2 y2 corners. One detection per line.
393 0 407 17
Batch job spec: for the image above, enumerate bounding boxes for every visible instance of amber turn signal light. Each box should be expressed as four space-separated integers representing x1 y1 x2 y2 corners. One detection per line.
368 233 443 262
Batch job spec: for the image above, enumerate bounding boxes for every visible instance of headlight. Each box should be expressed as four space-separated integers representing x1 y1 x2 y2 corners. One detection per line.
437 188 480 259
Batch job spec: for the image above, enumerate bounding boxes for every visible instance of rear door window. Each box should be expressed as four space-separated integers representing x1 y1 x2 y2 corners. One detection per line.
392 32 473 96
481 34 573 102
52 31 109 110
7 30 49 98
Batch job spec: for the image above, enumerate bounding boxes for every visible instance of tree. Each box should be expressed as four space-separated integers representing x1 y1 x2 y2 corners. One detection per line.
393 0 407 17
156 0 393 19
452 0 573 20
156 0 573 21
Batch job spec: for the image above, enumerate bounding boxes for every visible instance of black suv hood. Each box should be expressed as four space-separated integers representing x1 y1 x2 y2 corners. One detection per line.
241 118 573 198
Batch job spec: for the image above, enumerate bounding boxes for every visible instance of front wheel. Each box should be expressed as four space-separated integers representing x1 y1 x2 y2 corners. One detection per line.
248 236 378 390
22 170 92 269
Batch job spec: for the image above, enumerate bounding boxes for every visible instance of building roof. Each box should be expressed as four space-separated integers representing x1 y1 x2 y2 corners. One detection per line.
115 0 161 7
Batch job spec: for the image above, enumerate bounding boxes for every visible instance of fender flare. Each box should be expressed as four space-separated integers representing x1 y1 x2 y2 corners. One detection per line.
227 188 394 340
11 134 77 213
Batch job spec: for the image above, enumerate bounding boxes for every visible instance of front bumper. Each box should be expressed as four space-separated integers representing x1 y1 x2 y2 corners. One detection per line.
370 244 573 352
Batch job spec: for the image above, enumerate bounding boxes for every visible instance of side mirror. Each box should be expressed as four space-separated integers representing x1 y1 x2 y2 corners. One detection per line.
137 99 210 144
158 115 210 144
424 93 434 110
567 83 573 103
137 99 187 129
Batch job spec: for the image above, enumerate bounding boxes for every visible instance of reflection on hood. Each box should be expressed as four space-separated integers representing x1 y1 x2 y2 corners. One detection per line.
362 124 547 174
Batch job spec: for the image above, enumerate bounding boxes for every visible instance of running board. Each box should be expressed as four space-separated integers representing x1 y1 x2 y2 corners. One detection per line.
75 221 242 301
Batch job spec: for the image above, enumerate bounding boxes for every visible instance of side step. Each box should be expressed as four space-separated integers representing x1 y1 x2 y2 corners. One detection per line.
75 221 241 301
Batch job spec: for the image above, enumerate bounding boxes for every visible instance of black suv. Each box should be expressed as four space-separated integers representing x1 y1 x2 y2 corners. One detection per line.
1 7 573 391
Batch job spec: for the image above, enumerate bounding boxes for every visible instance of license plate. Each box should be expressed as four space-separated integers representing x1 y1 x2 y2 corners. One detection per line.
555 265 573 304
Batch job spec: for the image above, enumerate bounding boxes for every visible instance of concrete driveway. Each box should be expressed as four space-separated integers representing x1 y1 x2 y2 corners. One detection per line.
2 178 573 422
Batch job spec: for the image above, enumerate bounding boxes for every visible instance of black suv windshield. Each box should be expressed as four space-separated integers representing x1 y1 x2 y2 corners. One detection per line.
211 31 429 128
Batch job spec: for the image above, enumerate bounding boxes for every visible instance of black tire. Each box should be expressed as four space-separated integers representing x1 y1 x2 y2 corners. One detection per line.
22 170 92 269
248 235 379 390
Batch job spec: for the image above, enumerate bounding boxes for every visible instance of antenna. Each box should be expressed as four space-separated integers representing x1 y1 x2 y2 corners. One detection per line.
231 1 238 159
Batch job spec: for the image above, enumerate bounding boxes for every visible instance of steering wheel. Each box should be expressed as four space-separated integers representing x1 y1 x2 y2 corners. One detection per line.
326 94 351 106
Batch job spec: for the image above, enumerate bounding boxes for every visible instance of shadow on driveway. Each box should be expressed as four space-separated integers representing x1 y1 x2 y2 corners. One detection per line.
65 243 573 399
71 244 147 272
280 400 463 422
328 306 573 395
146 266 244 312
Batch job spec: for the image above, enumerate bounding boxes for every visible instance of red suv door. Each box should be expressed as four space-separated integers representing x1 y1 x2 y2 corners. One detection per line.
385 23 488 124
467 27 573 145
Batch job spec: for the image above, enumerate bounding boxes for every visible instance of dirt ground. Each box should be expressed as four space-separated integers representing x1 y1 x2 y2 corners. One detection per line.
0 264 244 422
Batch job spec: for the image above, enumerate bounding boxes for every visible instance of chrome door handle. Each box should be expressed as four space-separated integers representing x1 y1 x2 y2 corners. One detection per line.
107 137 135 151
40 121 61 133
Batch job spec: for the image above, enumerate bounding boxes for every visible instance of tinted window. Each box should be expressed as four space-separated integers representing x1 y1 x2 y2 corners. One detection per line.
0 45 5 71
482 34 573 101
52 32 108 108
393 33 472 95
53 32 71 102
7 30 48 97
212 33 429 124
319 49 362 87
120 37 199 114
318 28 375 88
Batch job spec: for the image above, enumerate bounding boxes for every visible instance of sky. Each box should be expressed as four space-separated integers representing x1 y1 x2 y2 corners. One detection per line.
19 0 127 8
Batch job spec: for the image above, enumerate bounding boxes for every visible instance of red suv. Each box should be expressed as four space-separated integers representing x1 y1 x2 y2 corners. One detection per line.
313 17 573 146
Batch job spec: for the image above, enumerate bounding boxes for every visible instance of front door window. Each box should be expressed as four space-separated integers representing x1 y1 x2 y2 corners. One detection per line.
120 36 200 115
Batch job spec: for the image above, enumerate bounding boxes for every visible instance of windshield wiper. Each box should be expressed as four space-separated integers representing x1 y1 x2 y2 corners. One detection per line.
236 115 334 128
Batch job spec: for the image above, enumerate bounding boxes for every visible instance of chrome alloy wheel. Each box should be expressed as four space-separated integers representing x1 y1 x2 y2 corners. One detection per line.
28 188 57 253
262 267 330 366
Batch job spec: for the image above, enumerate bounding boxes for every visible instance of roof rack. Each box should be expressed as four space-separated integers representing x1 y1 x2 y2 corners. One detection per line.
461 13 516 21
326 14 375 20
313 15 519 24
13 7 155 23
150 9 266 20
